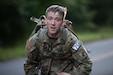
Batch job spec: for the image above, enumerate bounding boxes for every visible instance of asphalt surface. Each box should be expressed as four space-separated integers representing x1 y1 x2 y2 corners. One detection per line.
85 38 113 75
0 38 113 75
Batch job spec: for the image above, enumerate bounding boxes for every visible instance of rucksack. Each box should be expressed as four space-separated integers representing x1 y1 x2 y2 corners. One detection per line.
30 15 78 39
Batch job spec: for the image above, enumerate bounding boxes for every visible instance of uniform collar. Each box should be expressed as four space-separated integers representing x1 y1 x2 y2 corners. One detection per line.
42 28 66 45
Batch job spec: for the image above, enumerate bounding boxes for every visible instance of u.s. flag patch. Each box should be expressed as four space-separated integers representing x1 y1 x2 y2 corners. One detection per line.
72 40 81 50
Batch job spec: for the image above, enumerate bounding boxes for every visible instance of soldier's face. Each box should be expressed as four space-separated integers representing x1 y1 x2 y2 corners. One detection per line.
45 11 65 37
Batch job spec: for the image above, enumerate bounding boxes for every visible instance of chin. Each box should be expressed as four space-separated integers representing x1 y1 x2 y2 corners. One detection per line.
49 30 56 34
50 32 56 35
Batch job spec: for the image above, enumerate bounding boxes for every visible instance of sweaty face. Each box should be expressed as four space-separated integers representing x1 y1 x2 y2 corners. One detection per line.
45 11 64 37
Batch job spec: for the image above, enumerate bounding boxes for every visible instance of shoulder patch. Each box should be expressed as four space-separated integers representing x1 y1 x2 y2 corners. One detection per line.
26 39 36 52
72 40 81 51
26 39 32 50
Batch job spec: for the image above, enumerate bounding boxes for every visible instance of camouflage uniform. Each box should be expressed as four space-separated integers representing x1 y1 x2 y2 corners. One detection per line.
24 27 92 75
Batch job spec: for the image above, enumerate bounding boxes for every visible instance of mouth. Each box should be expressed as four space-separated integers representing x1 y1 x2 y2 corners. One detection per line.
50 27 56 31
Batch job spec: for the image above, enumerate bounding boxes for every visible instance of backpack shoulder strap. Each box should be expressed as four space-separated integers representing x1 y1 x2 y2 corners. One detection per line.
29 15 46 37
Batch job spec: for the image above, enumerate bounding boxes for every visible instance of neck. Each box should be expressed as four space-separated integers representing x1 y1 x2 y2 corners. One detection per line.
48 30 62 39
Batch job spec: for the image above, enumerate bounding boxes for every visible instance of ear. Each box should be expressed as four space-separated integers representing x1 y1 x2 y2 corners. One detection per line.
62 20 66 26
44 17 47 25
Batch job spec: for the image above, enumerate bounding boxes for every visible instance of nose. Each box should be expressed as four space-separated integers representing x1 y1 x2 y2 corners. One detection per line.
51 19 55 25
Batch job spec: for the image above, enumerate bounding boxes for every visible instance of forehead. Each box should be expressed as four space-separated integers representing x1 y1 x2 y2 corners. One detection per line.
46 11 63 18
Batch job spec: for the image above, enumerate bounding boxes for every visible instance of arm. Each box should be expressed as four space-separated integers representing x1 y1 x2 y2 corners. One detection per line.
71 40 92 75
24 34 40 75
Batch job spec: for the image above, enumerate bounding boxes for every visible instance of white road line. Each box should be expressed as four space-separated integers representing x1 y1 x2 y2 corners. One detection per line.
92 50 113 62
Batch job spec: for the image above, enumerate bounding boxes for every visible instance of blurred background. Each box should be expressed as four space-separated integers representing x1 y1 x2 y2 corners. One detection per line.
0 0 113 75
0 0 113 63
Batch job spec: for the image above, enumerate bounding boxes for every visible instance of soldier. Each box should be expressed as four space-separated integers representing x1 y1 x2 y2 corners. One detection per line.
24 5 92 75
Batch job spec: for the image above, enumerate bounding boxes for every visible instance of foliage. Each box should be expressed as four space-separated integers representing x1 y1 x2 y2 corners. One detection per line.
0 0 113 47
88 0 113 26
0 1 27 46
63 0 96 31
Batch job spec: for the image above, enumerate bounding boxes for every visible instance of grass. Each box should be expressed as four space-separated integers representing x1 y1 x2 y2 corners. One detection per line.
77 27 113 43
0 26 113 61
0 42 26 61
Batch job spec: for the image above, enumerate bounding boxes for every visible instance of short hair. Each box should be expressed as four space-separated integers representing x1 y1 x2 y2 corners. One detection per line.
45 5 67 19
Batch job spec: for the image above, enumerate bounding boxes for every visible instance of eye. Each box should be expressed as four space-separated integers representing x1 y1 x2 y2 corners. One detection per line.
47 17 53 20
55 18 62 21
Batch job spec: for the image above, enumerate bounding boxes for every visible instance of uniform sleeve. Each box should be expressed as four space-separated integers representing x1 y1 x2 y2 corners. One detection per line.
24 34 40 75
71 40 92 75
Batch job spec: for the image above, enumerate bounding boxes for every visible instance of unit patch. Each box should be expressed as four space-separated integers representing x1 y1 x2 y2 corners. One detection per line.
72 40 81 51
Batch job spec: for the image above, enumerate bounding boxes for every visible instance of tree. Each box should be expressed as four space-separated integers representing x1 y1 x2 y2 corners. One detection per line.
0 0 96 46
0 1 26 46
88 0 113 26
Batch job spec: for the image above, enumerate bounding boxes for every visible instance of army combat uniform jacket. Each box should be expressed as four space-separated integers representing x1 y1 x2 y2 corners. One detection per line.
24 27 92 75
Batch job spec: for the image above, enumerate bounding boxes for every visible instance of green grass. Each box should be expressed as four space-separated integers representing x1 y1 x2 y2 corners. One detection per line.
77 27 113 42
0 26 113 61
0 43 26 61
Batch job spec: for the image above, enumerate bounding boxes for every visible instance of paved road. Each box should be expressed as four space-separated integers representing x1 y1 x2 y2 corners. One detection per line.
0 38 113 75
85 38 113 75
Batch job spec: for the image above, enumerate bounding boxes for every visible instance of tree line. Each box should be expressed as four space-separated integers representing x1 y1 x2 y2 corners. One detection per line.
0 0 113 46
